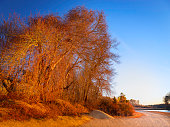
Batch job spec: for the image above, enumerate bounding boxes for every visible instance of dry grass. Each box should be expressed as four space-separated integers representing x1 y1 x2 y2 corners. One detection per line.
0 98 90 127
0 98 89 121
0 100 49 120
0 115 90 127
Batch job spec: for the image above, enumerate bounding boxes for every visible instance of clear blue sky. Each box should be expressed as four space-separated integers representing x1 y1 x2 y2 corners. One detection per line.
1 0 170 105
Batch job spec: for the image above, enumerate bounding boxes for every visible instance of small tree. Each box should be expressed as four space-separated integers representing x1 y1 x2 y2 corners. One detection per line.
164 92 170 105
118 92 126 103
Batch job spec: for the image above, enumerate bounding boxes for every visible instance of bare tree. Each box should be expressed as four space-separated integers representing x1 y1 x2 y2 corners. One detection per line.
0 6 119 104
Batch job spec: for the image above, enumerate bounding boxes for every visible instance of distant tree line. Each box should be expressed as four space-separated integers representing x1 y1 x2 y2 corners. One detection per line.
0 6 119 106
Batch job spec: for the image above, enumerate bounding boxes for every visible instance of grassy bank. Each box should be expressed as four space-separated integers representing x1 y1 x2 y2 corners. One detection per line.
0 116 90 127
0 98 91 127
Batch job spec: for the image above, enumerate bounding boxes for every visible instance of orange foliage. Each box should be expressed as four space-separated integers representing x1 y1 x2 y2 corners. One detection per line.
0 6 120 120
0 6 118 104
46 99 88 116
98 94 134 116
0 99 88 120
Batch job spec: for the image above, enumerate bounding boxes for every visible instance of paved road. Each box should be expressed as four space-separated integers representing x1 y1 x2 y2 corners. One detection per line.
81 111 170 127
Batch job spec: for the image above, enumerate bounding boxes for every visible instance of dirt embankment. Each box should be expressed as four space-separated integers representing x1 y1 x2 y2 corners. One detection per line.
88 110 114 119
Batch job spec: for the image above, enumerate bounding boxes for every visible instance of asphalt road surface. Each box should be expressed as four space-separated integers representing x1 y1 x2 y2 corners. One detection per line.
81 111 170 127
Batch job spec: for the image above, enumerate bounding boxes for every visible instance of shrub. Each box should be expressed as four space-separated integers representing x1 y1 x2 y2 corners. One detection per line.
0 95 8 102
118 102 134 116
0 100 49 120
98 97 120 116
98 96 134 116
74 103 89 114
0 98 89 120
46 99 88 117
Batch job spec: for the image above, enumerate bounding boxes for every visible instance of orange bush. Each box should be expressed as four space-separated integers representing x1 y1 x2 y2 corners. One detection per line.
46 99 88 117
0 100 49 120
0 98 89 120
98 96 134 116
118 102 134 116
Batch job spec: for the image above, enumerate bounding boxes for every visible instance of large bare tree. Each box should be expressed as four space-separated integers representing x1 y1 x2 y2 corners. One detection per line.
0 7 119 104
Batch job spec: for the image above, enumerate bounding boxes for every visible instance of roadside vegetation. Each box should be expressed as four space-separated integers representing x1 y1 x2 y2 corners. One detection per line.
98 93 134 116
0 6 134 125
